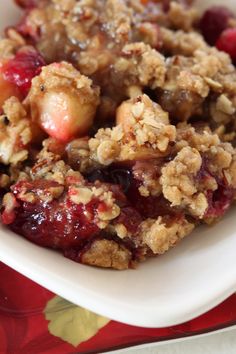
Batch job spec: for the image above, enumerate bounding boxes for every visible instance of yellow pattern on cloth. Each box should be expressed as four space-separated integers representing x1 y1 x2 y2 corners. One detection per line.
44 296 110 347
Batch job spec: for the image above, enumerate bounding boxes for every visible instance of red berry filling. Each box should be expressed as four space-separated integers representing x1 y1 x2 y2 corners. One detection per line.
5 180 101 249
197 158 234 219
15 15 41 43
2 178 143 258
127 181 175 218
4 159 234 258
3 50 45 96
14 0 37 9
205 182 234 219
115 207 142 234
199 6 234 46
216 28 236 62
87 166 179 219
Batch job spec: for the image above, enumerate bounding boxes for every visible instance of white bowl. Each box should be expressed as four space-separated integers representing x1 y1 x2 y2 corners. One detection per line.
0 0 236 328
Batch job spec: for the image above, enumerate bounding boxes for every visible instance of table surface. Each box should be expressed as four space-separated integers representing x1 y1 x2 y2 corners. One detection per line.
112 327 236 354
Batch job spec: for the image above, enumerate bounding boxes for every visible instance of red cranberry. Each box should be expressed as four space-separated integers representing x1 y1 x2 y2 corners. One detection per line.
3 50 45 96
205 184 234 219
196 157 234 219
3 180 101 249
216 28 236 62
87 166 176 219
115 207 142 234
199 6 234 45
127 178 176 219
1 210 16 225
16 15 41 43
9 197 101 249
15 0 37 9
63 246 88 264
3 178 143 251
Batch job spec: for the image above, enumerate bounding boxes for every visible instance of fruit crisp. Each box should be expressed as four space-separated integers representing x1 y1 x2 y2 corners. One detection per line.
0 0 236 269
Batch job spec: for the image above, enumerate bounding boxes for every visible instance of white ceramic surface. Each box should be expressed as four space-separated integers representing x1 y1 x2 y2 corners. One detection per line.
0 0 236 328
111 326 236 353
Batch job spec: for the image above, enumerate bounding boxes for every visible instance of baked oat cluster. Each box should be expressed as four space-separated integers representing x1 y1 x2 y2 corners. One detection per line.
1 0 236 269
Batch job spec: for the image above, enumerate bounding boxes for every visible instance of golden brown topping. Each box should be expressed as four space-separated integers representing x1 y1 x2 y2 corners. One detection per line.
81 239 132 270
161 28 207 56
139 216 194 254
160 146 209 217
89 94 176 165
115 42 166 90
167 2 198 31
0 30 26 60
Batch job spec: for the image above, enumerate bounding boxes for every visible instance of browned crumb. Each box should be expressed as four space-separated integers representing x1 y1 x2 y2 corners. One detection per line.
81 239 132 270
139 216 194 254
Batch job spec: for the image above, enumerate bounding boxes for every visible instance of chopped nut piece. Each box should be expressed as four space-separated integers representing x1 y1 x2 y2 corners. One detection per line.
69 187 93 205
98 204 120 221
114 223 128 239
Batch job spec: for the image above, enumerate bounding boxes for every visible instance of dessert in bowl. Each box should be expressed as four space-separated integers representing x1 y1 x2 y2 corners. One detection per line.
0 0 236 327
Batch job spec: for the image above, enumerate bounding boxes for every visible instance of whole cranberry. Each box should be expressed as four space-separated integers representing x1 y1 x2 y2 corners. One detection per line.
199 6 234 45
15 0 37 8
3 50 45 96
216 28 236 62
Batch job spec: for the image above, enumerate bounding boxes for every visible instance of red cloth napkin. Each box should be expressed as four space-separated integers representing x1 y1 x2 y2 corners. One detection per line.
0 262 235 354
